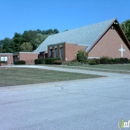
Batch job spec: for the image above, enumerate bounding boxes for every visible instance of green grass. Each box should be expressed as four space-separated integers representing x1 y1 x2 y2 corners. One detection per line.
47 64 130 74
78 64 130 71
70 64 130 71
0 67 101 87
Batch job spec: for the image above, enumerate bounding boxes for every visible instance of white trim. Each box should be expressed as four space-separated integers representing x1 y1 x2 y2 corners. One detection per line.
19 52 39 54
0 53 13 55
88 57 100 59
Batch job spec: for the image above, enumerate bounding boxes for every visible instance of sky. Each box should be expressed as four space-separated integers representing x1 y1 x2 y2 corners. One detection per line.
0 0 129 40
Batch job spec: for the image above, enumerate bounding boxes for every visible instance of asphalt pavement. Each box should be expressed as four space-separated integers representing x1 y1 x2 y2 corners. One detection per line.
0 65 130 130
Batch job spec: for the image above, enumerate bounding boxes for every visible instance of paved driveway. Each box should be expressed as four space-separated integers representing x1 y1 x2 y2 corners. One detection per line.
0 65 130 130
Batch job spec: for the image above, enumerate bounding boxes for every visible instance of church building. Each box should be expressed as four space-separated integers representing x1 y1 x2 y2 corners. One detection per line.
34 18 130 61
1 18 130 65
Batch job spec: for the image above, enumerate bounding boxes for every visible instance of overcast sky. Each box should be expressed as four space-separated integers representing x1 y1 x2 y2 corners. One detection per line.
0 0 129 39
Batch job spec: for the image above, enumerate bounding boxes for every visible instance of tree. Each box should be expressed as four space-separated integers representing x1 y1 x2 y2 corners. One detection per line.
0 41 2 52
22 30 37 42
53 29 59 34
21 42 33 52
1 38 14 52
0 48 2 52
12 33 23 52
120 20 130 42
0 40 3 52
33 34 48 48
77 50 87 63
22 30 38 50
0 28 59 52
45 29 53 35
63 29 69 32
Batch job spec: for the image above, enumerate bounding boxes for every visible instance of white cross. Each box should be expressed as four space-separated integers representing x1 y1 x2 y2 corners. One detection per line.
118 44 125 58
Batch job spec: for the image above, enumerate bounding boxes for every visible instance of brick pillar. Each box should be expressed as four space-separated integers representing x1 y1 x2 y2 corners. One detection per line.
52 46 55 58
18 53 20 60
63 43 65 61
58 45 60 59
43 53 45 58
48 46 50 58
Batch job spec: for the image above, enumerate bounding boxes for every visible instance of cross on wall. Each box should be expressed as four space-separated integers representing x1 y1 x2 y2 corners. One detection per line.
118 44 126 58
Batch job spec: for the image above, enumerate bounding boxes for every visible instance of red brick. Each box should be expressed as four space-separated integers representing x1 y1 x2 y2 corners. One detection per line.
88 28 130 59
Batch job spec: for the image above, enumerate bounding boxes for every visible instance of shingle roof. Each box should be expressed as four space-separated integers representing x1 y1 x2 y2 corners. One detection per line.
34 19 116 53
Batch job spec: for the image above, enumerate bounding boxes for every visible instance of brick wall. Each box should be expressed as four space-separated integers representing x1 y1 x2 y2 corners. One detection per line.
48 43 86 61
88 28 130 59
65 43 86 61
0 53 13 65
19 52 38 64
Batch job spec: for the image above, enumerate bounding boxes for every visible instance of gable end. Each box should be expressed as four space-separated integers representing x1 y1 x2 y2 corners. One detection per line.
87 19 130 53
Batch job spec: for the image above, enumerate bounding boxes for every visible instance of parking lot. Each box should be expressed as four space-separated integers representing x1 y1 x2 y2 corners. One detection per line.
0 65 130 130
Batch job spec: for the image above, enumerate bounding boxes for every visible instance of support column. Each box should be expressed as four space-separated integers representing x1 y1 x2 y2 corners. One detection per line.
48 46 50 58
58 45 60 59
62 43 65 61
52 46 55 58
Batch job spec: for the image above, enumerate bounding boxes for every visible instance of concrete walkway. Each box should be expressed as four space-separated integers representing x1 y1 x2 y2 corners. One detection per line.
0 65 130 130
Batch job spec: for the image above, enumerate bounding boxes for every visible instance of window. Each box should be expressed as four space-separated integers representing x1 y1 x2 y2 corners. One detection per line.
55 48 58 58
50 49 53 58
0 56 8 61
60 47 63 60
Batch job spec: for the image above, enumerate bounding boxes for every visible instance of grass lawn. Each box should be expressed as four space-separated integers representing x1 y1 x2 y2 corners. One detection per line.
0 67 101 87
78 64 130 70
49 64 130 73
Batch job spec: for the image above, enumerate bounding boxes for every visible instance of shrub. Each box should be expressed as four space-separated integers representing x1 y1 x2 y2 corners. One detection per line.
71 59 78 63
77 50 87 64
35 59 45 64
124 58 129 63
93 59 100 64
14 60 25 65
100 56 110 64
87 57 130 65
45 58 60 64
54 60 62 65
0 61 7 63
108 58 114 64
100 57 129 64
112 58 120 64
62 60 81 66
111 58 129 64
87 59 97 65
70 60 81 65
119 58 129 64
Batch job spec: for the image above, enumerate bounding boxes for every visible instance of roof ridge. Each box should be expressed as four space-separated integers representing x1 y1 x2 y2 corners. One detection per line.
52 18 117 36
34 18 117 53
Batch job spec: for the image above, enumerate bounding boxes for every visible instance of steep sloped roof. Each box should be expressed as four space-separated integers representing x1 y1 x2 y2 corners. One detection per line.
34 19 116 53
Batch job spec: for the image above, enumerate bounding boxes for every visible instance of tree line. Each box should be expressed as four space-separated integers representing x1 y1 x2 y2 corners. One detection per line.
120 19 130 42
0 29 59 53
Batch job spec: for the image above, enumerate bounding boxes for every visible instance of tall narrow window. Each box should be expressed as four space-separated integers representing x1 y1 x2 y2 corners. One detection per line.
55 48 58 58
60 47 63 60
50 49 53 58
